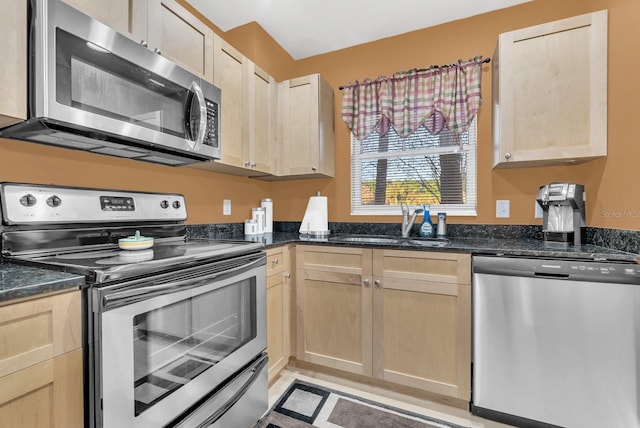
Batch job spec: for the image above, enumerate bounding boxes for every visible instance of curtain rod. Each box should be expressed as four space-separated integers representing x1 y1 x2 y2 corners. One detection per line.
338 57 491 91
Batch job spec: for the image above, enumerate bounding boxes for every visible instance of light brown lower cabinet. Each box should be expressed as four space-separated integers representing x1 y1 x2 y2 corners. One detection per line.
266 245 293 382
0 290 83 428
0 348 83 428
296 245 471 401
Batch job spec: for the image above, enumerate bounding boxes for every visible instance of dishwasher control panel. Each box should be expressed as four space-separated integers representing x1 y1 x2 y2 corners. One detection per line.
473 256 640 285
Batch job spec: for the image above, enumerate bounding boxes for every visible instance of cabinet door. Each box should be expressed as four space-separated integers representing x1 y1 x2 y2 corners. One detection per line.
267 269 290 381
248 63 276 174
62 0 147 43
493 10 607 167
277 74 335 178
213 36 247 169
0 0 27 127
372 250 471 400
0 291 82 377
147 0 214 81
0 348 83 428
266 246 291 381
296 246 372 376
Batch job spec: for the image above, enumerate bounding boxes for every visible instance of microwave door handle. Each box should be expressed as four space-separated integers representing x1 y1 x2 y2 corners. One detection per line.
188 82 207 151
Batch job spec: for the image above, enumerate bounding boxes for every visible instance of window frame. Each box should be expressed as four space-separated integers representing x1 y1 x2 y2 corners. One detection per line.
350 118 478 216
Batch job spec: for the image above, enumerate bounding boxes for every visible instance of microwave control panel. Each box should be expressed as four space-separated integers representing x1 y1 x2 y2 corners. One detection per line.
203 100 219 148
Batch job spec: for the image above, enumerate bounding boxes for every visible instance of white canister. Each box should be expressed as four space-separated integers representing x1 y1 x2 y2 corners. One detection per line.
261 198 273 233
252 207 265 233
244 219 258 235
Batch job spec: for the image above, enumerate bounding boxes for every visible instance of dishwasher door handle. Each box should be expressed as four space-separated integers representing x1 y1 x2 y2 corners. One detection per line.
534 272 570 279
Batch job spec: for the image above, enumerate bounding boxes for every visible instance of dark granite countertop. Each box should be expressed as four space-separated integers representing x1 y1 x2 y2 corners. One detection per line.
0 262 85 304
188 227 640 263
286 234 638 262
2 226 637 305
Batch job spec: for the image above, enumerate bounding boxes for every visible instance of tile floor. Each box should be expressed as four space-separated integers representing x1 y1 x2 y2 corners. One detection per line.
269 368 515 428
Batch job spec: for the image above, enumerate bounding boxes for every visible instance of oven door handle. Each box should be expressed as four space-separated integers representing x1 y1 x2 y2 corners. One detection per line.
190 354 268 428
102 256 264 309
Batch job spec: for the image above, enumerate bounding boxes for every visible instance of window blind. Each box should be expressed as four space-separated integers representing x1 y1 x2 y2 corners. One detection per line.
351 119 477 216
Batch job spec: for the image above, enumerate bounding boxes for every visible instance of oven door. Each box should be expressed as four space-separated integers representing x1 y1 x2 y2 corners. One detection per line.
93 252 266 427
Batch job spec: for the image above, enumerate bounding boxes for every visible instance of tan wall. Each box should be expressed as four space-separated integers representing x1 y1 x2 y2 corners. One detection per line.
1 0 638 231
0 138 271 224
274 0 640 231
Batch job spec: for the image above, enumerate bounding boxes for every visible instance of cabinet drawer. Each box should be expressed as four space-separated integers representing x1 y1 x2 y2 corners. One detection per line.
296 245 371 274
373 250 470 285
0 291 81 377
266 247 288 277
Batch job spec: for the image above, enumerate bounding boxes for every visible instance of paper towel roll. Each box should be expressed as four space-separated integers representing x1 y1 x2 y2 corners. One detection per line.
299 196 329 236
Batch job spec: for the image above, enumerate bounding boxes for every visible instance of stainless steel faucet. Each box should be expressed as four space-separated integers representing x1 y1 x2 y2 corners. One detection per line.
400 203 424 238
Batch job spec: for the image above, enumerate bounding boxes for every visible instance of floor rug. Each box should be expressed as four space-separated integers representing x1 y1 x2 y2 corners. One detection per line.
255 380 470 428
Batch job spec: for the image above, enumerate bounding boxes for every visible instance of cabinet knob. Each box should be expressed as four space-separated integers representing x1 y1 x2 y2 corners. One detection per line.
272 258 279 265
311 166 317 171
285 273 291 279
140 40 148 47
363 279 370 287
250 162 257 168
374 279 381 287
154 48 162 55
504 152 512 159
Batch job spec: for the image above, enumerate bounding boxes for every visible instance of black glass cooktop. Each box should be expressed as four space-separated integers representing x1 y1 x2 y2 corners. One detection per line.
8 239 263 283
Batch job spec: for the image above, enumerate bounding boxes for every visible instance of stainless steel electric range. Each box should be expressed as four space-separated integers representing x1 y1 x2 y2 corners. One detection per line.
0 183 268 428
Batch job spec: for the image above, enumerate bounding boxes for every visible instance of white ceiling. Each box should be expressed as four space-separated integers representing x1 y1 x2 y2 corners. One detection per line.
189 0 532 60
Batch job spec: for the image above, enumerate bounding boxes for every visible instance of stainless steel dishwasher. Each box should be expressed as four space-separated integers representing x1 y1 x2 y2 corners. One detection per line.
471 255 640 428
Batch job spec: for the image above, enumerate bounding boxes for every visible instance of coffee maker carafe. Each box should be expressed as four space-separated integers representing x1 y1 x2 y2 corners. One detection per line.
536 183 586 246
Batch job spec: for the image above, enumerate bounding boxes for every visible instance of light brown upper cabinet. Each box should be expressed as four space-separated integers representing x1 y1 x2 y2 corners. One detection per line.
147 0 214 82
64 0 213 82
61 0 148 43
0 0 27 127
190 35 277 176
276 74 335 178
492 10 608 168
248 64 277 175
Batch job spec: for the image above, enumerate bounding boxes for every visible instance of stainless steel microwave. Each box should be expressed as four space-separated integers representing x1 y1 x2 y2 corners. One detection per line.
0 0 221 166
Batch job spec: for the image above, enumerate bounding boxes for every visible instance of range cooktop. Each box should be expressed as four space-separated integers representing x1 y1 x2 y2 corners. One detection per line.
9 239 263 283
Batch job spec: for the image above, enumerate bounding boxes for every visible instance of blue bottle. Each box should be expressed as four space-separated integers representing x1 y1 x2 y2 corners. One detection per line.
419 204 434 237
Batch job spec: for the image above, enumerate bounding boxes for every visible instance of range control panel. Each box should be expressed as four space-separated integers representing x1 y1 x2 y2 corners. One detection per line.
1 183 187 224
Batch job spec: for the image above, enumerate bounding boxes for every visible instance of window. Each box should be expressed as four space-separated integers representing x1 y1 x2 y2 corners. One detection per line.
351 119 477 216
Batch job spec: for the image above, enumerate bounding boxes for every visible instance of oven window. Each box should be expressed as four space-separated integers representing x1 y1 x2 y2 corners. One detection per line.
55 29 186 138
132 278 256 415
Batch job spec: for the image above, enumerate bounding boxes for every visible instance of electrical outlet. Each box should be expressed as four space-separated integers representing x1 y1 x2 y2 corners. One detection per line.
496 200 510 218
535 201 544 219
223 199 231 215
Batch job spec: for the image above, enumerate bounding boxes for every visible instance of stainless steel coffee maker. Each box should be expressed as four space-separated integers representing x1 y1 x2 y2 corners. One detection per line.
536 183 586 246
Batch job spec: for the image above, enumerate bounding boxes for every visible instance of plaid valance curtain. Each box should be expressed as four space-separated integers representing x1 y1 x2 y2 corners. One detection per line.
341 56 485 140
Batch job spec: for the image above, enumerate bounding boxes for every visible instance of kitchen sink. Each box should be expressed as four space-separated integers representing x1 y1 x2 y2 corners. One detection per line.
329 235 404 244
329 235 449 247
405 238 449 247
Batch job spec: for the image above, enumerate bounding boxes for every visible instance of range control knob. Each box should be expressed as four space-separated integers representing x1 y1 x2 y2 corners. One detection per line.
46 195 62 207
19 193 37 207
172 200 181 209
160 200 170 209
